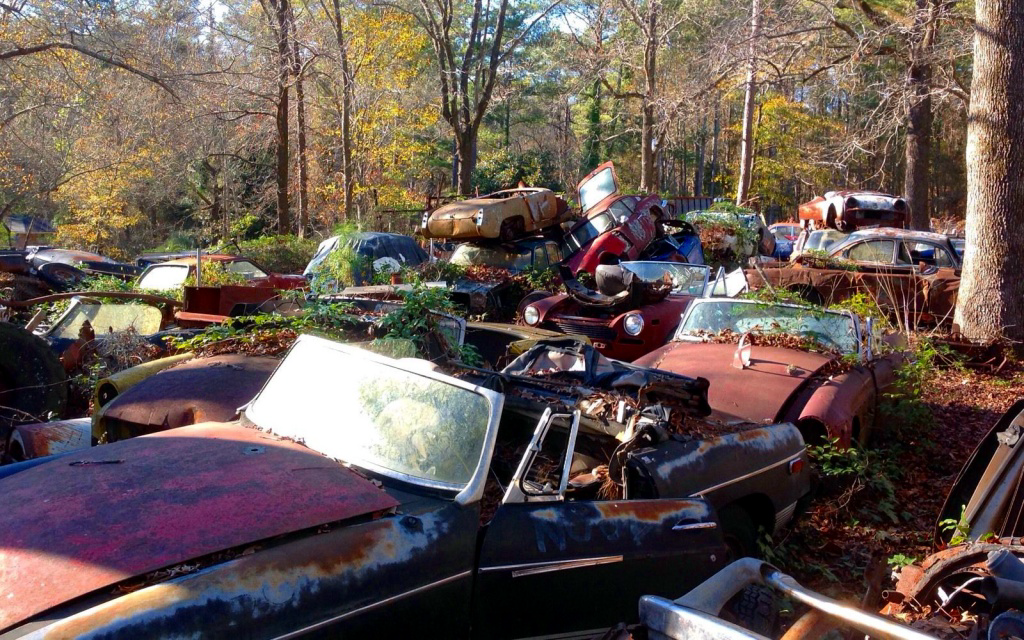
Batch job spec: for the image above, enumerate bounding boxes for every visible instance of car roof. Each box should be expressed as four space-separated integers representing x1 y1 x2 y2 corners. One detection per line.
845 227 953 244
157 254 243 266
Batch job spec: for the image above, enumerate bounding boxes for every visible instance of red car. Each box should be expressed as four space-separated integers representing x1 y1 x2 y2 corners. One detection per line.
563 162 663 276
135 254 306 292
522 261 710 361
634 298 901 448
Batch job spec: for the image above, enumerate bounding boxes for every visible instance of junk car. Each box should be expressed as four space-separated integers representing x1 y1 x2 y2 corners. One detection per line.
137 254 306 292
420 187 568 242
0 335 809 638
303 231 428 281
523 261 710 361
798 191 908 231
747 228 961 324
635 298 902 448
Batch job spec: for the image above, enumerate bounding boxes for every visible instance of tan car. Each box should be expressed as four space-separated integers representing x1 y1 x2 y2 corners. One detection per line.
420 187 567 241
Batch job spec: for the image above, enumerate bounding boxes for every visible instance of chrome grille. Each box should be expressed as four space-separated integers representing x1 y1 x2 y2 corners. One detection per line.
551 318 616 341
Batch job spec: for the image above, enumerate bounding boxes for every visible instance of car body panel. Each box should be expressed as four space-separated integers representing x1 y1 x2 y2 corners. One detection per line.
935 400 1024 545
636 342 831 426
6 417 91 461
421 188 565 240
95 354 279 442
0 422 399 631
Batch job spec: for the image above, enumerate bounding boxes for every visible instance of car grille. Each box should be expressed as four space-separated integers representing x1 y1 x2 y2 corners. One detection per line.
551 317 616 341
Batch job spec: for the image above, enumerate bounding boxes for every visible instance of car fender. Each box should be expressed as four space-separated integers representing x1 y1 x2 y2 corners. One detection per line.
6 418 92 462
798 368 876 447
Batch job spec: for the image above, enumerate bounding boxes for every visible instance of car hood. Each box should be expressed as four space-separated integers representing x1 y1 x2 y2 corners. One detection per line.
0 422 398 631
636 342 834 424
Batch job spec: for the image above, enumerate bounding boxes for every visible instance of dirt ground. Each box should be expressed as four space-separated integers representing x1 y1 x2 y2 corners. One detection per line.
775 359 1023 604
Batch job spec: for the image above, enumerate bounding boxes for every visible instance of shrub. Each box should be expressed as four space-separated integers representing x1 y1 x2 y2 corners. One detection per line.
234 235 319 274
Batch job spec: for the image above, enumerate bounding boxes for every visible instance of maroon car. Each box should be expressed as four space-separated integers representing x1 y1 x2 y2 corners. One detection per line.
634 298 901 448
136 254 306 292
563 162 663 276
522 261 710 361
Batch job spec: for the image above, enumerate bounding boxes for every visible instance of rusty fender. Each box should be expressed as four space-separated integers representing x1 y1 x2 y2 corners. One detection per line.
20 505 478 640
797 368 875 448
628 425 808 523
8 418 92 460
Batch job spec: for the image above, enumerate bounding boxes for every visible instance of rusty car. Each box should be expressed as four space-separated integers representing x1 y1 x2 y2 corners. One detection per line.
420 187 569 241
522 261 711 361
798 191 908 232
0 334 812 638
747 228 961 325
634 298 902 448
136 253 307 292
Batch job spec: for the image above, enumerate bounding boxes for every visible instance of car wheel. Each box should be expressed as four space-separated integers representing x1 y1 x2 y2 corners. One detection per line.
499 216 526 243
725 584 778 637
0 322 68 431
719 505 759 561
38 262 87 290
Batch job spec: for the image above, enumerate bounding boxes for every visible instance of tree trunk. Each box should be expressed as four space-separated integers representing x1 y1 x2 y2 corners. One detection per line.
273 0 291 234
736 0 762 206
582 79 601 172
710 102 720 198
456 130 477 195
328 0 353 223
639 4 658 193
953 0 1024 341
289 5 308 237
694 124 706 197
904 0 938 231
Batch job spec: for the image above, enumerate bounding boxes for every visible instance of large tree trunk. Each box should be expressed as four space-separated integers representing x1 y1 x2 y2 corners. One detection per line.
456 130 477 195
953 0 1024 341
904 0 937 231
273 0 291 234
735 0 761 205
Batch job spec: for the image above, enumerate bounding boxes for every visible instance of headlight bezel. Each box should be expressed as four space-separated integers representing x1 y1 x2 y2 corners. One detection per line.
623 313 644 336
523 305 540 326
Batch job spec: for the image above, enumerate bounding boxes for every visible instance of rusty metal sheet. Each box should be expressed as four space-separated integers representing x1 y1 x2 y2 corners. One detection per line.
9 417 92 460
99 354 279 439
637 342 831 425
0 422 399 631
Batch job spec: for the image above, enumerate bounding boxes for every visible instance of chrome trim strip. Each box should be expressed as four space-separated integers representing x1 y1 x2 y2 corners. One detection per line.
480 555 624 577
774 500 798 532
672 521 718 531
696 450 804 497
271 570 473 640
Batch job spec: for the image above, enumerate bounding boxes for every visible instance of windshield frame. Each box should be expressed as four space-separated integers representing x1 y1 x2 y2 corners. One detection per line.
136 263 190 290
566 211 616 252
620 261 710 296
672 298 863 358
244 335 504 505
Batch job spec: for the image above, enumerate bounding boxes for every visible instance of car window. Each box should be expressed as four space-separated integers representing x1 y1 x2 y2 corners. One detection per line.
579 167 616 212
532 246 549 269
137 264 189 290
223 260 268 279
566 212 616 252
247 337 495 488
621 261 710 295
451 244 532 270
545 242 562 264
905 241 954 268
607 200 633 223
49 302 163 340
845 240 895 264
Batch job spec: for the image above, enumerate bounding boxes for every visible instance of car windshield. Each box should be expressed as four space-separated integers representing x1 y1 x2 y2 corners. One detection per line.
450 243 532 270
247 336 495 489
621 261 710 295
674 299 859 354
48 301 163 340
579 167 616 212
951 238 965 257
136 264 189 290
566 212 616 252
223 260 267 279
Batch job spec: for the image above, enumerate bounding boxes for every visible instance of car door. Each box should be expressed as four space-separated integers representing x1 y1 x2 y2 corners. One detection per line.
473 411 727 639
839 239 922 316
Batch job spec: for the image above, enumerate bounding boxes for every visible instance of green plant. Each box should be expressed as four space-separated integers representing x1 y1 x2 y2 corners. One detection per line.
886 553 917 568
939 505 971 546
184 261 248 288
233 235 318 274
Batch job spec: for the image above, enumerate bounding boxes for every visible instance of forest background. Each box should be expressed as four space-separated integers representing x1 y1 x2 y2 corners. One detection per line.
0 0 973 258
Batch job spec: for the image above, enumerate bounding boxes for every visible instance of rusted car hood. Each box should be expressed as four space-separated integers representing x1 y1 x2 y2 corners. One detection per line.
636 342 833 424
0 422 398 631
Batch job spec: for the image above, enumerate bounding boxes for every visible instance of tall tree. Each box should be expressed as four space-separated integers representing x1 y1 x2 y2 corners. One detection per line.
735 0 760 205
953 0 1024 341
398 0 560 194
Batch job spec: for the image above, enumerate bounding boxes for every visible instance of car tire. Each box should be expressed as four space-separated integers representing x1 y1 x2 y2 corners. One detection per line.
726 584 778 637
0 322 68 431
38 262 87 290
719 505 759 561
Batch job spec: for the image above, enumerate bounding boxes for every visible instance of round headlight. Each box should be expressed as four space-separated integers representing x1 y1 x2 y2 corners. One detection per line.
623 313 644 336
523 305 540 326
